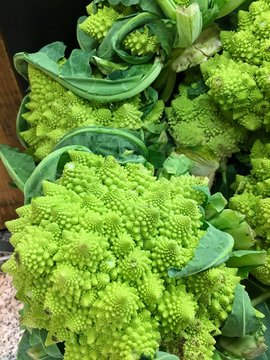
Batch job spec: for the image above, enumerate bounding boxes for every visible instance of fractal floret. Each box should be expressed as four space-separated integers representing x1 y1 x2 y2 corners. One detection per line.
3 151 241 360
229 140 270 285
200 0 270 131
20 65 163 160
166 85 247 170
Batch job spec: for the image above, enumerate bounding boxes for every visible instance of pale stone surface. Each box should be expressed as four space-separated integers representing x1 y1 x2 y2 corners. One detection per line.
0 273 23 360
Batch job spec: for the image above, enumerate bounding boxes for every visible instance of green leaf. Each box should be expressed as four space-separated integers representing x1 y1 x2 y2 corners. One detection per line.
255 302 270 359
77 16 98 52
169 224 234 278
147 20 176 58
14 42 66 80
16 95 30 148
91 56 129 75
39 329 63 358
226 222 255 250
60 49 92 79
204 192 228 220
0 145 36 191
24 145 91 204
53 126 148 159
39 42 66 62
221 284 262 337
17 329 63 360
14 44 163 102
139 0 164 17
159 151 193 178
98 17 131 60
208 209 245 230
227 250 266 268
217 0 250 18
17 331 33 360
155 351 180 359
212 351 222 360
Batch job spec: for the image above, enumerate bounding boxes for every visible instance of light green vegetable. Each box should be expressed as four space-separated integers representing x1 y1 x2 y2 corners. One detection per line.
200 0 270 132
166 83 247 178
229 140 270 285
18 65 163 160
3 150 253 360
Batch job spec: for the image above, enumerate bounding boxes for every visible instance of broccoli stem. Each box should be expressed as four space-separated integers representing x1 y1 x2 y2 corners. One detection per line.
217 0 250 19
155 0 177 20
251 291 270 307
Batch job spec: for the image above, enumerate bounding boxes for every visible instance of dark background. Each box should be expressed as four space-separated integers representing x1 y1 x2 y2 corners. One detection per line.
0 0 87 90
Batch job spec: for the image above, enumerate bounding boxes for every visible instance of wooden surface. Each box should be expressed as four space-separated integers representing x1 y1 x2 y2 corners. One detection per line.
0 33 24 229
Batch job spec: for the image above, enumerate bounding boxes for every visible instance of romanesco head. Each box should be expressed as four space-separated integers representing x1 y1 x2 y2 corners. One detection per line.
21 66 160 159
3 151 240 359
166 86 247 162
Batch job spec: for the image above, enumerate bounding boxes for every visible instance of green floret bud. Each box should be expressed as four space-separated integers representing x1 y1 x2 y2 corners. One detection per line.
79 6 121 41
119 249 152 282
112 103 143 130
91 282 141 328
123 26 159 56
157 284 197 334
181 316 218 360
187 266 240 327
251 249 270 285
167 85 247 165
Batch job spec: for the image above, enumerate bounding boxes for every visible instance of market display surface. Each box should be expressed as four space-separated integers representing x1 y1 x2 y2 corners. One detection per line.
1 0 270 359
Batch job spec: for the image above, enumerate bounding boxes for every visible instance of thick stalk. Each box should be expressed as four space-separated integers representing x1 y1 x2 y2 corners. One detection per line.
252 291 270 307
217 0 249 18
155 0 177 20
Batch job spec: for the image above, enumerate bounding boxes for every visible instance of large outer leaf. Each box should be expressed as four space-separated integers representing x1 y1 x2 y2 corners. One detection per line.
16 95 30 148
226 250 266 268
169 224 234 278
53 126 148 159
155 351 180 359
17 329 63 360
0 145 36 191
14 42 163 102
139 0 164 17
24 145 91 204
76 16 98 52
255 301 270 359
221 284 262 337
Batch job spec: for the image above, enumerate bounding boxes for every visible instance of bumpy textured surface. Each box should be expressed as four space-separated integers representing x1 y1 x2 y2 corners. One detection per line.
166 85 247 161
79 6 122 41
123 27 159 56
174 0 190 5
201 0 270 131
21 66 162 159
229 140 270 284
3 151 240 360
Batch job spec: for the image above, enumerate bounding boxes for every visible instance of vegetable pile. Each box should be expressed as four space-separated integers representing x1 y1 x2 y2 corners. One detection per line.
1 0 270 359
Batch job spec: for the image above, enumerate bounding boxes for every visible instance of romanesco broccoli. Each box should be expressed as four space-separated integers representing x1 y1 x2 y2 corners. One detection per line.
200 0 270 131
166 84 247 177
229 140 270 285
20 65 163 159
3 151 241 360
